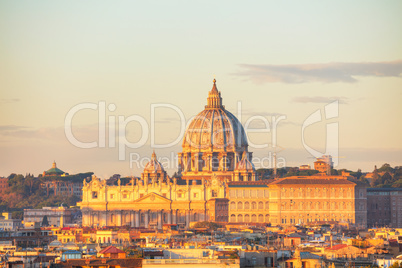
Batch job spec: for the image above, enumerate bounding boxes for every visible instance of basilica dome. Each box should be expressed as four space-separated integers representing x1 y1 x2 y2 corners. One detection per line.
182 79 248 153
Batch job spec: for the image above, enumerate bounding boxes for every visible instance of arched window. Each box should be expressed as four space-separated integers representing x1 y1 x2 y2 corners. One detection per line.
245 202 250 210
265 214 270 222
265 201 269 210
237 214 243 222
230 214 236 222
258 202 263 210
237 202 243 210
251 214 257 222
230 202 236 210
251 202 257 209
244 214 250 222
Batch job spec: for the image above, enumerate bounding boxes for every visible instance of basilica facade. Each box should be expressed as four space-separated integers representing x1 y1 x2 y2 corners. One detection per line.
79 79 367 228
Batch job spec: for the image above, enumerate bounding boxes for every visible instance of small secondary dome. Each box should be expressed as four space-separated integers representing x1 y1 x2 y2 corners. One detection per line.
144 151 165 173
44 161 64 176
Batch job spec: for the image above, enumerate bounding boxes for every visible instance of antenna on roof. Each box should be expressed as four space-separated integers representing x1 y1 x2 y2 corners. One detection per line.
271 144 284 179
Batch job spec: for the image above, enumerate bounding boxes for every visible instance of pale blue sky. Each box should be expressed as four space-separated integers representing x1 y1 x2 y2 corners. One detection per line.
1 1 401 177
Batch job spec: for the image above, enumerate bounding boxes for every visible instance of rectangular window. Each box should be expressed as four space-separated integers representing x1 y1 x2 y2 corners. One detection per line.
244 190 250 198
230 190 235 198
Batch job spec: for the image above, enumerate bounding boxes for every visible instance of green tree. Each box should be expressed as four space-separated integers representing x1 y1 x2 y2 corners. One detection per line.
193 221 222 230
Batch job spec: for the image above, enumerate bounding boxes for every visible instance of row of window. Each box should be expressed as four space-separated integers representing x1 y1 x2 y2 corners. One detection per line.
229 189 268 198
230 201 268 210
95 191 203 200
280 201 355 211
229 214 269 223
280 188 353 198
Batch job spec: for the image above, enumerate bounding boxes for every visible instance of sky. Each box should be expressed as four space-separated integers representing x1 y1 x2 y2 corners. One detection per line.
1 1 401 178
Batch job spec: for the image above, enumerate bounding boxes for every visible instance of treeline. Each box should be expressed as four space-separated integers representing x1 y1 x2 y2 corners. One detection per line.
367 164 402 188
0 173 91 218
256 163 402 188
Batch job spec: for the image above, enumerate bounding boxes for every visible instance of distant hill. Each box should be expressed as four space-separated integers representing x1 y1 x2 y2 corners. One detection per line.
0 172 93 219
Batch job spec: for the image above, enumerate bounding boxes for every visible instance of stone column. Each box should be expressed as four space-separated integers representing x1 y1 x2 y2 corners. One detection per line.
186 210 190 228
168 211 172 224
135 211 140 227
103 211 108 227
178 153 183 173
117 211 122 226
173 210 177 224
145 211 149 228
158 210 162 229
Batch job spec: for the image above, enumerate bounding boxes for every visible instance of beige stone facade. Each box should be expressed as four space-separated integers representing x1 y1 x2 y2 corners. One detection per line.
228 181 272 223
80 172 229 228
79 79 367 228
268 175 367 227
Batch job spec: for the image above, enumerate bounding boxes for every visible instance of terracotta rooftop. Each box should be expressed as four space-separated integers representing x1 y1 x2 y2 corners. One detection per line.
62 258 142 268
99 246 125 254
326 244 348 250
270 177 355 185
228 180 273 187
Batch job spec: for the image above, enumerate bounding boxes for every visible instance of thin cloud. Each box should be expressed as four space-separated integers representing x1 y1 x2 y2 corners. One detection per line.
0 98 20 104
242 109 286 117
154 117 181 124
0 125 30 131
236 60 402 84
292 96 349 104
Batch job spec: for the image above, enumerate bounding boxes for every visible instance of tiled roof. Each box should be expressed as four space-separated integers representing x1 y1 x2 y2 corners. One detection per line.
326 244 348 250
300 252 321 260
99 245 125 254
228 180 273 187
62 258 142 268
45 167 64 174
270 177 355 185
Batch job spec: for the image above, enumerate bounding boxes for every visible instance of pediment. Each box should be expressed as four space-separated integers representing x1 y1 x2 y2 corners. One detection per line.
135 192 171 203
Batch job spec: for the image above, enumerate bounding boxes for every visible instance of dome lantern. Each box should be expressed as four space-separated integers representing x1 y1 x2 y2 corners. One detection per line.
206 79 224 109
